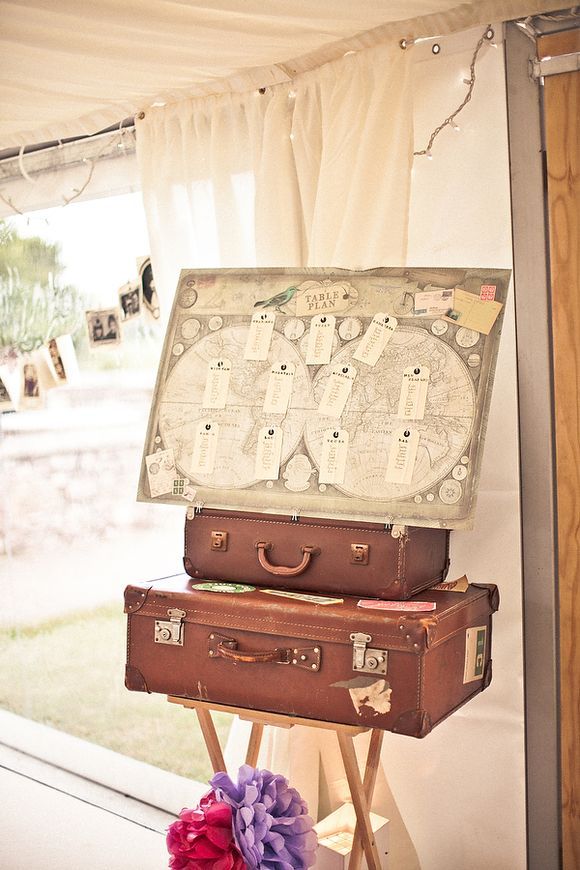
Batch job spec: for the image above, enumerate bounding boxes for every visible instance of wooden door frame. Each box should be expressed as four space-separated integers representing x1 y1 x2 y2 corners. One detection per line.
505 18 579 870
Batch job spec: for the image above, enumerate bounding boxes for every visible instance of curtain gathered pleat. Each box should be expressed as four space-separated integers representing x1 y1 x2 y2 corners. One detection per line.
136 40 413 306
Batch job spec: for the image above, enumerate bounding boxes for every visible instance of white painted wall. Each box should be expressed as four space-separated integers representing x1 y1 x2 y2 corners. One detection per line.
376 24 525 870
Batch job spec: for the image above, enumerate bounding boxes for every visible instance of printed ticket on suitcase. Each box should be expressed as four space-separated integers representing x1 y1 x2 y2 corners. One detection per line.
138 266 511 529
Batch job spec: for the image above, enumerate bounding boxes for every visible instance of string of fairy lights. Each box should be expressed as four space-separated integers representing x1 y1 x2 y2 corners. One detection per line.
405 24 496 159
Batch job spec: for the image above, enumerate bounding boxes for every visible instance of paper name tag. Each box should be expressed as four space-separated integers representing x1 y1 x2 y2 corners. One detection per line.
202 358 231 408
397 365 430 420
191 421 219 475
413 286 454 316
244 311 275 360
263 362 295 414
385 428 420 484
357 600 436 611
145 448 178 497
319 429 349 484
305 314 335 365
353 313 397 366
254 425 283 480
318 365 356 417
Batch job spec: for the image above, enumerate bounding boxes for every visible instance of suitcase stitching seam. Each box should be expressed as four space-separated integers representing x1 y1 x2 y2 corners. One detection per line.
132 605 414 649
187 516 392 534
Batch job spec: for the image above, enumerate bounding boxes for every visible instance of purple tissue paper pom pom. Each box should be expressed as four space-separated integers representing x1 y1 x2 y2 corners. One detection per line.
211 765 318 870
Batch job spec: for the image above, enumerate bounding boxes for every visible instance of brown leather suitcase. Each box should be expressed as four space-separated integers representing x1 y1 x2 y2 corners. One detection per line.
125 574 497 737
183 509 450 600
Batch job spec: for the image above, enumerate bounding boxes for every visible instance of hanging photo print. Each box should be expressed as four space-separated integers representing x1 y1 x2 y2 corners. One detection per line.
86 308 122 348
139 257 160 320
44 335 78 384
0 374 14 412
20 358 43 408
118 280 142 322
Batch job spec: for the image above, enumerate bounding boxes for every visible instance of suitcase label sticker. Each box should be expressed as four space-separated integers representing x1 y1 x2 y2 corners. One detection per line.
260 589 343 605
194 582 256 593
463 625 487 683
333 676 393 716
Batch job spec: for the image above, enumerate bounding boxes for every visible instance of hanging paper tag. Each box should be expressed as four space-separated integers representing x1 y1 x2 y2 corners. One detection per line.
305 314 335 365
202 358 231 408
263 362 295 414
397 365 430 420
191 421 219 475
353 313 397 366
385 428 420 485
254 425 283 480
319 429 349 484
317 365 356 417
244 311 275 360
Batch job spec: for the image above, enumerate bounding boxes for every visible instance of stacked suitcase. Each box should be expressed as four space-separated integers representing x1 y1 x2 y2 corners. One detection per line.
125 266 506 738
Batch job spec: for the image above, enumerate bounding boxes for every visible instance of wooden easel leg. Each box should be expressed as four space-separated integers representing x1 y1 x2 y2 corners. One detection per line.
195 707 226 774
348 729 385 870
337 730 382 870
244 721 264 768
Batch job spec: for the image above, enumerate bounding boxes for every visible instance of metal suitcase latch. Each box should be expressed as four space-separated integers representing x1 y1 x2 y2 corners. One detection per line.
350 543 369 564
210 530 228 551
155 608 186 646
350 632 388 675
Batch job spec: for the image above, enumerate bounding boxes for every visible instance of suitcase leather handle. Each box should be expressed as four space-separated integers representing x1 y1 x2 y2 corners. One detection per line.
208 634 321 671
255 542 320 576
216 641 290 664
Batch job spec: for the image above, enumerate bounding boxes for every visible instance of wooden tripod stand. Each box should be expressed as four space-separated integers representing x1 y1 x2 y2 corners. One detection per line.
168 697 385 870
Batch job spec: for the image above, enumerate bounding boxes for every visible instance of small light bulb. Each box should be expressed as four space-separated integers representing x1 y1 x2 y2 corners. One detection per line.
451 121 460 131
427 150 433 160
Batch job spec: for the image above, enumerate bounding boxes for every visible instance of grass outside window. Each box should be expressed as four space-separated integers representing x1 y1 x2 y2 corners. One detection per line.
0 604 232 782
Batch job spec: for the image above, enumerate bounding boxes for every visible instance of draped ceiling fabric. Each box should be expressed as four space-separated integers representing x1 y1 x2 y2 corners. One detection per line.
0 0 566 150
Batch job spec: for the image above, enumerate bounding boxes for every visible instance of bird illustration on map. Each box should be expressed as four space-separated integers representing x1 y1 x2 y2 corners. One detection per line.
254 285 298 311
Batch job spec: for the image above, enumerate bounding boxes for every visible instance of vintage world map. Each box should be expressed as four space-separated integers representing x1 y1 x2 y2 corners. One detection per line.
139 267 510 528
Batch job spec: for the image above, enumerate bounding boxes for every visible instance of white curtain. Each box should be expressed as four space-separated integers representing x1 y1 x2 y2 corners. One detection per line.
136 36 413 824
136 38 413 302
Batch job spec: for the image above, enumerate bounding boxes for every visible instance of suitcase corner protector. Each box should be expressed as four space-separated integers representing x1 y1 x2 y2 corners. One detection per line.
483 657 493 689
125 664 150 693
124 585 151 613
183 556 196 576
392 709 433 738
